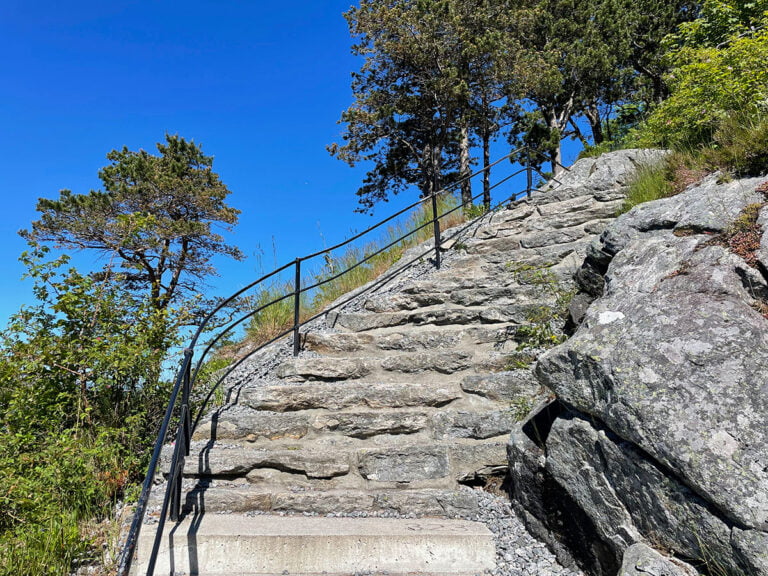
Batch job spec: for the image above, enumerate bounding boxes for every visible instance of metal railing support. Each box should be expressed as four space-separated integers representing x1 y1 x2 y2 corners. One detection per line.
292 258 302 356
431 191 441 269
526 149 533 197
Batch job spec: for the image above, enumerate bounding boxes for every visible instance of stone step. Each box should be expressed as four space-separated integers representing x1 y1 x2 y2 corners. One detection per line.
460 370 541 402
193 407 434 442
275 348 548 384
132 515 495 576
195 407 519 444
275 350 476 382
302 324 518 354
327 303 539 332
462 237 589 266
162 482 481 517
164 440 509 487
361 283 546 313
239 381 462 412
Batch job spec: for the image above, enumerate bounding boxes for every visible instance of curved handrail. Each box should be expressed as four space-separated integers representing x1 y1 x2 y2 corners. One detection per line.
116 145 562 576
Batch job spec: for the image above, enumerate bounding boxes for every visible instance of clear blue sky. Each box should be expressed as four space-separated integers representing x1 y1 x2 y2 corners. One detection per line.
0 1 582 326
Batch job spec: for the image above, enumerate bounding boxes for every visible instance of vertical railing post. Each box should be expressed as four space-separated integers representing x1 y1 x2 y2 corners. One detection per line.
526 148 533 197
431 191 441 270
181 353 191 458
293 258 302 356
168 349 193 523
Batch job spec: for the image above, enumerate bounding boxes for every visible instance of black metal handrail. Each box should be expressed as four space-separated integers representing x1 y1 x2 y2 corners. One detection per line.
116 145 562 576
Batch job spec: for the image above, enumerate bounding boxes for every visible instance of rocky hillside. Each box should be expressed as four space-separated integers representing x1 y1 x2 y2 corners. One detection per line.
510 166 768 575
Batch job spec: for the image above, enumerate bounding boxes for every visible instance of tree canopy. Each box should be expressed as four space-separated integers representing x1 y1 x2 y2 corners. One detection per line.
22 134 243 312
332 0 696 208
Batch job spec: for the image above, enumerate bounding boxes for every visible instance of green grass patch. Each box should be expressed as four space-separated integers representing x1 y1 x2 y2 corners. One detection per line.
619 163 676 215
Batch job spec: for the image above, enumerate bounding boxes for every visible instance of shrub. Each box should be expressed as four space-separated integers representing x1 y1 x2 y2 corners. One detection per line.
635 29 768 149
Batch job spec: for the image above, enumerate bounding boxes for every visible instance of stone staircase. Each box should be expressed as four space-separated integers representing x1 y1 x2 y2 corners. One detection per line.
133 149 666 576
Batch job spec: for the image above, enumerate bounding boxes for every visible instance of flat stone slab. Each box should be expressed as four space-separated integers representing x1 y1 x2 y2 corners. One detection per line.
163 484 479 517
133 515 495 576
240 381 461 412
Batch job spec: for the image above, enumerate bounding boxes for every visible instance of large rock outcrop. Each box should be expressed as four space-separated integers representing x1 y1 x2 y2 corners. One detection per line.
510 167 768 575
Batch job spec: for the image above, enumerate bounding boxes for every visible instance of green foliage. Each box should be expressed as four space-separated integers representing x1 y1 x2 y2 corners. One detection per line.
702 112 768 176
636 9 768 149
619 164 676 214
509 396 536 421
0 246 176 575
330 0 468 211
242 194 463 348
245 280 309 346
462 202 487 220
1 136 242 575
507 264 573 350
191 356 233 411
577 141 615 159
670 0 768 48
22 134 243 312
505 0 694 167
311 193 462 307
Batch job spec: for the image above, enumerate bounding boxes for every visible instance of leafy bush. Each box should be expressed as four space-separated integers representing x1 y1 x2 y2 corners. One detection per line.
0 246 176 575
507 264 574 350
636 27 768 149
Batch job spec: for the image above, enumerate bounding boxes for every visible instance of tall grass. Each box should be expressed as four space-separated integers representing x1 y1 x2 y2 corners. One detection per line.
241 193 466 347
0 510 86 576
619 164 675 214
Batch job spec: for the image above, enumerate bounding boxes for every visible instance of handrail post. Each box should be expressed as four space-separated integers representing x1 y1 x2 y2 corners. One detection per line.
526 148 533 197
293 258 301 356
169 349 193 523
182 351 192 456
431 191 441 269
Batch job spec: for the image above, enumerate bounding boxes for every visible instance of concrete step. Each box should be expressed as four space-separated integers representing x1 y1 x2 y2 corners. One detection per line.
132 515 496 576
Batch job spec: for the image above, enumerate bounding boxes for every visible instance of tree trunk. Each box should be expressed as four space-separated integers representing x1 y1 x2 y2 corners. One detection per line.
584 104 604 145
459 125 472 206
552 145 564 177
482 127 491 208
544 110 565 178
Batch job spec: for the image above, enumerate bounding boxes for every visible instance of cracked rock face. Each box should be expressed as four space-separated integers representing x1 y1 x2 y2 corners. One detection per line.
513 168 768 575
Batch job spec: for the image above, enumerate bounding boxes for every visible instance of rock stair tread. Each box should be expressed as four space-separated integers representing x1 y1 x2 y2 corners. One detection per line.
160 483 483 517
327 302 545 333
193 404 520 444
301 323 521 354
238 380 465 412
163 437 509 485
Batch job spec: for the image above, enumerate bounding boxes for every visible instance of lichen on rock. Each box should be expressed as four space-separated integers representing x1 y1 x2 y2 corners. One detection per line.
509 156 768 576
